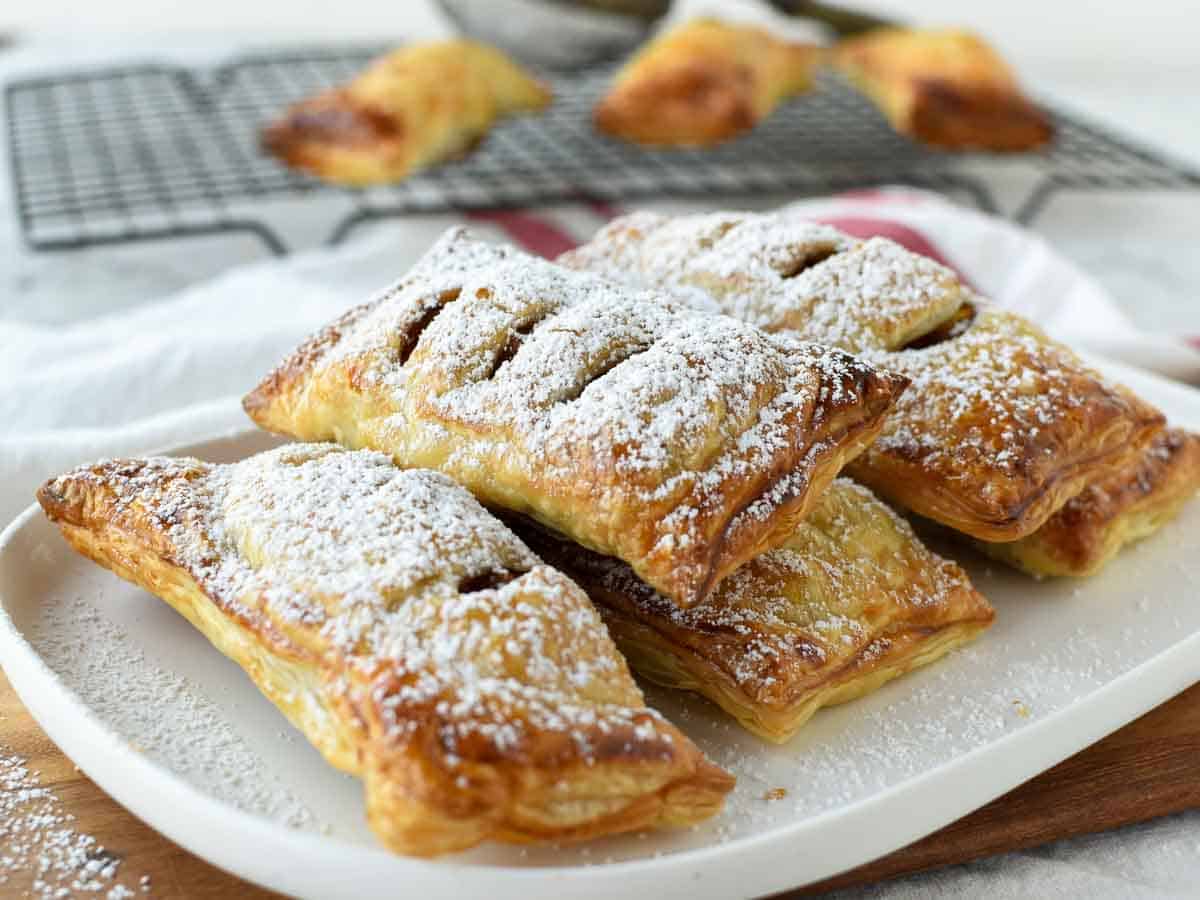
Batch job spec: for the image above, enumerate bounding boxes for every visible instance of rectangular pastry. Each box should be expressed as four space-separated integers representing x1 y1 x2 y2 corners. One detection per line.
244 228 909 607
980 427 1200 577
833 28 1052 151
594 17 823 147
263 40 550 186
561 210 1166 544
37 443 734 857
509 478 994 743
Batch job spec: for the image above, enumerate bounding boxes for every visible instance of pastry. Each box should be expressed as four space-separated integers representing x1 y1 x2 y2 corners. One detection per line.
37 444 734 857
833 28 1052 151
560 210 963 353
594 17 823 146
849 306 1164 542
244 228 909 607
980 427 1200 577
561 210 1165 543
263 40 550 186
510 478 994 743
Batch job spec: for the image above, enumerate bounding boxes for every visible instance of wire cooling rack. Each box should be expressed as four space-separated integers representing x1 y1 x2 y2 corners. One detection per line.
7 44 1200 254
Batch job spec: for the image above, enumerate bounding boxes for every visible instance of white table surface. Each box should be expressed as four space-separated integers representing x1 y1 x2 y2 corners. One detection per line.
1 12 1199 900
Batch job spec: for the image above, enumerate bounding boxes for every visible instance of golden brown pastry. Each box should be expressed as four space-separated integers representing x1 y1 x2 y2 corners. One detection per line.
561 210 963 353
849 306 1164 543
980 427 1200 577
263 40 550 186
510 478 993 743
37 444 734 857
244 228 908 608
561 210 1165 543
594 17 823 146
833 28 1052 151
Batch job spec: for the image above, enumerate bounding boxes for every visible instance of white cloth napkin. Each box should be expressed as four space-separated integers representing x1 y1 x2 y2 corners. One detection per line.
2 190 1199 899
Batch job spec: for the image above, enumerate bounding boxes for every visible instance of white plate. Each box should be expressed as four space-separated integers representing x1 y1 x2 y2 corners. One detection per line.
2 358 1199 900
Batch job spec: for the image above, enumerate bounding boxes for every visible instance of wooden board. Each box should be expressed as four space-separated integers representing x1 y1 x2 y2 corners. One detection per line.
0 669 279 899
2 668 1198 899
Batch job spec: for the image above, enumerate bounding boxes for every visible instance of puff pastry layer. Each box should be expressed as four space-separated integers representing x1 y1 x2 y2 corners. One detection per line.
510 479 993 743
37 444 733 857
561 210 1165 542
263 40 550 186
834 28 1052 151
594 17 822 146
244 228 908 607
981 427 1200 577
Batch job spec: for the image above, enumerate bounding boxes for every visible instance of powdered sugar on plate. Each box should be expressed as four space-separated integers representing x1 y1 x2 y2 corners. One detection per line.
29 595 315 829
0 741 150 898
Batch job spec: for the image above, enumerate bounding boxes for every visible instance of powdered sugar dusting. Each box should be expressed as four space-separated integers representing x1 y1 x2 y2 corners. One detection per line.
564 209 1160 524
867 309 1066 466
527 479 987 706
560 210 965 352
863 307 1144 512
267 228 893 602
45 444 679 767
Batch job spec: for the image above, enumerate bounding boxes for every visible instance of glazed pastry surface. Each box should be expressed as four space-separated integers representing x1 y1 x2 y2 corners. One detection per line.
833 28 1052 151
244 228 908 607
981 427 1200 577
512 479 993 743
561 210 1165 542
37 444 733 857
263 40 550 185
594 17 822 146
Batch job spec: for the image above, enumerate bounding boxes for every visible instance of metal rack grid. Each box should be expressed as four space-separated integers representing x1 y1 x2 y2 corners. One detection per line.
7 44 1200 255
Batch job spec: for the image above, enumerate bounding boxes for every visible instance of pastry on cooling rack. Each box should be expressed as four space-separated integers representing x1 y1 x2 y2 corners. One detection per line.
510 478 994 743
979 427 1200 577
243 228 908 608
833 28 1052 151
37 443 734 857
593 17 823 146
560 210 1166 547
262 40 550 186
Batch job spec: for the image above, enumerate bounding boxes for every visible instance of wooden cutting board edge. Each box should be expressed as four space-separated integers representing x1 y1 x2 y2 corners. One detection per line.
3 669 1198 899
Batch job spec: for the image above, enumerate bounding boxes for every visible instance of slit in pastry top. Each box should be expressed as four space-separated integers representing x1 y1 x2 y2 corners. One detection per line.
36 444 734 857
244 228 909 607
560 209 1166 543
